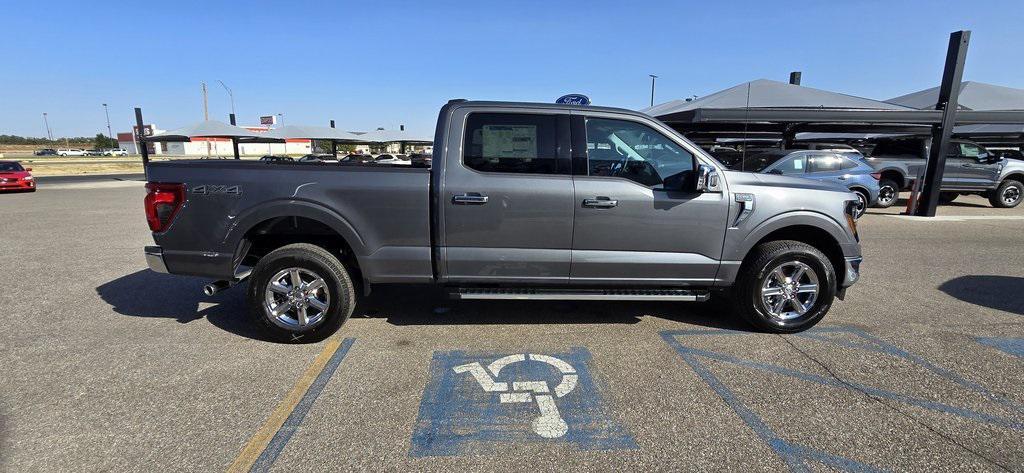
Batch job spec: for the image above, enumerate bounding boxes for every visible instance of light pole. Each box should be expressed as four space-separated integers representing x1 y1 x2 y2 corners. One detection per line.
42 112 52 141
102 103 113 143
649 74 658 107
217 80 235 117
277 113 284 126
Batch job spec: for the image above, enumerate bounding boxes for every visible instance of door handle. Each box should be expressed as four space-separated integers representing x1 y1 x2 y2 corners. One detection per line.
837 176 848 180
452 193 489 205
582 197 618 208
961 164 973 168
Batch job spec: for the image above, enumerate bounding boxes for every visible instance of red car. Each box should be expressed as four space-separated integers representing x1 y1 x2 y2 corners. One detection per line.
0 161 36 192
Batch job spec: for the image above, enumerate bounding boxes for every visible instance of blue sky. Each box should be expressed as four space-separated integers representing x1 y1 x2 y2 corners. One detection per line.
2 0 1022 138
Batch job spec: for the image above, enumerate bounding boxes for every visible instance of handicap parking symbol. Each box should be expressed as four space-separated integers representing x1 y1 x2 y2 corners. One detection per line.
410 347 636 457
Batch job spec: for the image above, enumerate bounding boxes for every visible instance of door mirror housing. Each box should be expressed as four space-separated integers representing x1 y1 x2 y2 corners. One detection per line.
693 164 718 192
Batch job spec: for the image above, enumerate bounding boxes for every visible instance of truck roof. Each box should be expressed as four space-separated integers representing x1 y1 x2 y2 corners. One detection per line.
448 100 651 119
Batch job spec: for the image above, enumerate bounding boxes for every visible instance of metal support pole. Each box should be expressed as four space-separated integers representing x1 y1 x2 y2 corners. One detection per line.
789 71 802 85
230 113 240 159
135 107 150 176
915 30 970 217
649 74 658 107
330 120 337 158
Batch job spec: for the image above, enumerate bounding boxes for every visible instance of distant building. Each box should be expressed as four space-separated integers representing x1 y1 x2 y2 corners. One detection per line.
117 124 312 156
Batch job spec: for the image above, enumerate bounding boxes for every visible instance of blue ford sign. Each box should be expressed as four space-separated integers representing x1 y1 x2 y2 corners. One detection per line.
555 94 591 106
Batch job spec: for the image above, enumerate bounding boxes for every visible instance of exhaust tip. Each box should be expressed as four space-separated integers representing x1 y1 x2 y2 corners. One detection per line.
203 280 230 296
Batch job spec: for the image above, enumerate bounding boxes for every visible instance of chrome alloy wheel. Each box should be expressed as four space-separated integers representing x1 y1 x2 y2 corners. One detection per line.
877 185 897 206
264 267 331 329
1002 185 1021 206
760 261 819 321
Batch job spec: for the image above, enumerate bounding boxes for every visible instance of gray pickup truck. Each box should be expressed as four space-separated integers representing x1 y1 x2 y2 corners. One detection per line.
866 137 1024 208
143 100 863 342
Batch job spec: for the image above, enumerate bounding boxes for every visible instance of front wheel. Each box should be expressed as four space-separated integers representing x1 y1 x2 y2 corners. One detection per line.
989 180 1023 208
732 241 837 333
247 243 356 343
874 179 900 208
852 190 869 218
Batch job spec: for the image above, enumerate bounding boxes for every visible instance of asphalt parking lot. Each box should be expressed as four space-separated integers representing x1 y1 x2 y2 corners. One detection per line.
2 177 1023 471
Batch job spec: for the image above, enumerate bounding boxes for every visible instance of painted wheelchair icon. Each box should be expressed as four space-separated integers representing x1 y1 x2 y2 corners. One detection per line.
454 354 578 438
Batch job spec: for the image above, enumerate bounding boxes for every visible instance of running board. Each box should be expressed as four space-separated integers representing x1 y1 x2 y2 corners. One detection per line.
451 287 710 302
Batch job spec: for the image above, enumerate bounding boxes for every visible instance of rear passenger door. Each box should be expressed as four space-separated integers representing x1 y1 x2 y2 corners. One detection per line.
441 110 575 283
806 152 853 185
954 142 1001 189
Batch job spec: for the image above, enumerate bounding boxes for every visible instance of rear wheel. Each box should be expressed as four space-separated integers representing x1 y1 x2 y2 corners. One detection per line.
732 241 836 333
247 243 355 343
989 180 1023 208
875 179 900 208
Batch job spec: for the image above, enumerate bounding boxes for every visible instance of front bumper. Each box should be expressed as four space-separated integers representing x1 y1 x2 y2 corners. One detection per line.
841 256 862 288
145 246 169 273
0 180 35 191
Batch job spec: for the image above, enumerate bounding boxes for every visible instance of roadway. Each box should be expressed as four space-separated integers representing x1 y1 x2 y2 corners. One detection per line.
1 180 1022 471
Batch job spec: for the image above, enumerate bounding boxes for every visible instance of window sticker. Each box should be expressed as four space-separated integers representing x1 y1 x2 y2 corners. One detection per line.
482 125 537 158
793 159 803 170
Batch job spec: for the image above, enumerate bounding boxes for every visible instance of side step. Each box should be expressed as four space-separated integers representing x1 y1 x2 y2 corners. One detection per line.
451 287 710 302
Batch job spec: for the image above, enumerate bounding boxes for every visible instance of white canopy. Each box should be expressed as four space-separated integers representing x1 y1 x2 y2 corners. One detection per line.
147 120 268 142
260 125 365 142
351 129 433 143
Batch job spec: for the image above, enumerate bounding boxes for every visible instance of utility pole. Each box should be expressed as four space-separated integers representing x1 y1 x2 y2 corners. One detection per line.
201 82 210 157
277 113 284 125
217 80 235 117
42 112 53 141
789 71 802 85
102 103 113 144
649 74 658 107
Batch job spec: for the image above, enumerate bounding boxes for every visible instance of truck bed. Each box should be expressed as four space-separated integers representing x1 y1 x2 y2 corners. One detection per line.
145 160 434 281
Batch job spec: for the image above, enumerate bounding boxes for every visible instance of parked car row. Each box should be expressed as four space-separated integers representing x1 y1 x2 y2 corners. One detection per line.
705 138 1024 210
35 148 128 157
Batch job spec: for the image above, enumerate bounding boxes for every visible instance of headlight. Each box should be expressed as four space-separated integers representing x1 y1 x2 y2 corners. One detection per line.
23 176 34 181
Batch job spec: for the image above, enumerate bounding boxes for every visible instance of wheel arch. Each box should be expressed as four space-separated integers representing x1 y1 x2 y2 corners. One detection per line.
226 200 367 282
730 212 853 287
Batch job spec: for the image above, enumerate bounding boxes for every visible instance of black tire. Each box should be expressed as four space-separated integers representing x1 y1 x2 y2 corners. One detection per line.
731 240 837 333
874 179 900 208
938 192 959 205
247 243 355 343
851 189 869 218
989 180 1023 208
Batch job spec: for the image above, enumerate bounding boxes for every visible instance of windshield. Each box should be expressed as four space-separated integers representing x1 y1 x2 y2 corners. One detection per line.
0 162 25 172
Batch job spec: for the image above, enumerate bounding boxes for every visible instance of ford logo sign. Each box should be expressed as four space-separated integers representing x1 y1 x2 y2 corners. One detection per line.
555 94 591 106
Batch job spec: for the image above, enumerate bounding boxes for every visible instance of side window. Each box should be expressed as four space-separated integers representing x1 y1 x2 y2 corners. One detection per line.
585 118 694 188
959 143 982 158
463 113 560 174
839 156 860 170
773 156 807 175
807 154 845 173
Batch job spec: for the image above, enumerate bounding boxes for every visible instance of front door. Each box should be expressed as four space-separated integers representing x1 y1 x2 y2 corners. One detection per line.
570 115 730 286
442 110 575 284
952 142 1001 190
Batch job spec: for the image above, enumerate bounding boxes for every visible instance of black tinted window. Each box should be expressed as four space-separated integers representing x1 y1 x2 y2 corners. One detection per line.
872 140 921 157
585 118 694 188
0 162 24 171
464 113 559 174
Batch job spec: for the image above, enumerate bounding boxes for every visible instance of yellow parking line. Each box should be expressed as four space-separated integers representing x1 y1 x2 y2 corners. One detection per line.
227 337 347 473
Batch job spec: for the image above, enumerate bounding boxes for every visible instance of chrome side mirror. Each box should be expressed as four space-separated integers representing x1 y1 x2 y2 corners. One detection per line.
695 164 719 192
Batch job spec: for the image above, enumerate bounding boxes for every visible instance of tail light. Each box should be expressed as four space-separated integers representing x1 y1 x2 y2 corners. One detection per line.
145 182 186 232
869 172 882 180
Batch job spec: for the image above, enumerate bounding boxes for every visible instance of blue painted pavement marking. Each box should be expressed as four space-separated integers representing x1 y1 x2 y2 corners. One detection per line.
976 337 1024 359
409 347 637 457
250 337 356 473
661 327 1024 472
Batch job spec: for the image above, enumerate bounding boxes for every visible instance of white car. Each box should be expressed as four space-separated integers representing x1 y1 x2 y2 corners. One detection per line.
372 154 411 165
104 148 128 156
57 149 86 156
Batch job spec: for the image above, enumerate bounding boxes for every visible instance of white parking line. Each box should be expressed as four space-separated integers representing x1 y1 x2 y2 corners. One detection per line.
886 215 1024 222
40 181 144 190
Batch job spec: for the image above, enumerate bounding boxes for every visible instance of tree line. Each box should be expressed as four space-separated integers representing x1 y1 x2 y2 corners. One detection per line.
1 134 119 148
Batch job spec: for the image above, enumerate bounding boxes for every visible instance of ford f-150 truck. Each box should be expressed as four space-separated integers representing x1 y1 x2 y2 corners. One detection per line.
866 137 1024 208
143 100 863 342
